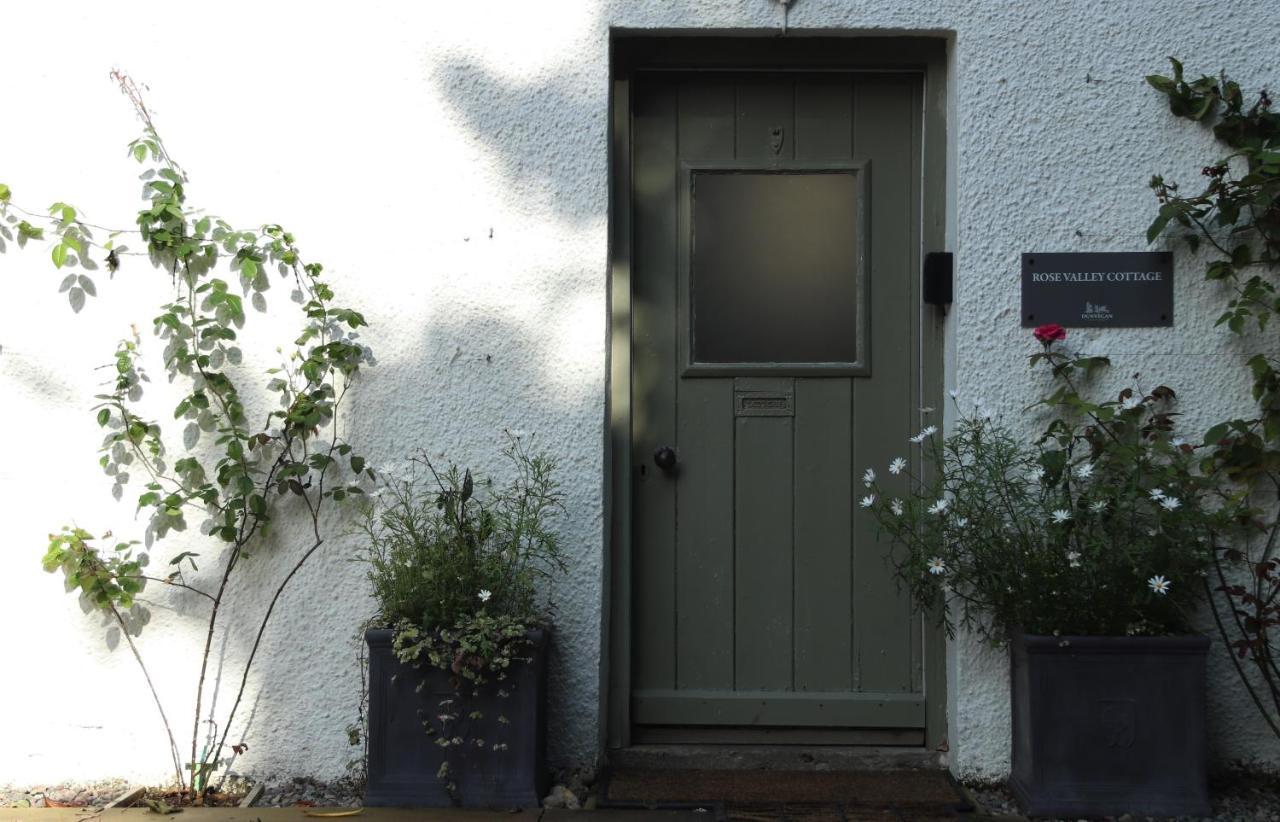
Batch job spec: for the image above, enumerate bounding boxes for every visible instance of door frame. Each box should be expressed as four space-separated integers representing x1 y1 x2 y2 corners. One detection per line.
603 34 950 753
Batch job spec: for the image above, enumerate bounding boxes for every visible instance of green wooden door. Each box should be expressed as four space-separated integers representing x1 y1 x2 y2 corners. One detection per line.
630 71 928 745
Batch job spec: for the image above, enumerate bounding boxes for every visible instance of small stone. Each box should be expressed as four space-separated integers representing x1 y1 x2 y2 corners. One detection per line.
543 784 580 810
47 787 79 805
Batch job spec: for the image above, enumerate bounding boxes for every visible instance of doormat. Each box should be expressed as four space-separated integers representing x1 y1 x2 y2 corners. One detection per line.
601 768 972 821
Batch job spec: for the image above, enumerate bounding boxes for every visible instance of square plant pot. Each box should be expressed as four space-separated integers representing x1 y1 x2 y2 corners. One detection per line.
1009 632 1210 818
364 627 549 808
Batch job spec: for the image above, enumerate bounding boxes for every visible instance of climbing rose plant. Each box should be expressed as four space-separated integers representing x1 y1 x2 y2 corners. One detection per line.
3 72 374 797
1147 58 1280 741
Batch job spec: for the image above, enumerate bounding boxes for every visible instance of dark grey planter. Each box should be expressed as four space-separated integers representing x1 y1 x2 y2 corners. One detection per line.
1009 632 1210 818
364 627 549 808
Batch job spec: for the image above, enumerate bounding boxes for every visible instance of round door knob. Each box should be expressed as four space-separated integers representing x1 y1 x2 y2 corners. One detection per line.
653 446 677 472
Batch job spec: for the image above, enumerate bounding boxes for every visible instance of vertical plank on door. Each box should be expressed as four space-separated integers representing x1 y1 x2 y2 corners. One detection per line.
734 377 795 691
795 76 853 161
630 79 678 691
792 75 856 693
793 380 854 692
736 77 794 161
908 79 926 695
675 380 735 689
851 75 918 694
675 78 737 691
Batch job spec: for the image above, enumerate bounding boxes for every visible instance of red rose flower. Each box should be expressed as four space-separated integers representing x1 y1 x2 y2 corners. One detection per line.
1033 324 1067 345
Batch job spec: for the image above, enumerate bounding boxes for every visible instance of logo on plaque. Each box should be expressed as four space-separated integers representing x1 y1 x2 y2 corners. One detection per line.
1081 301 1113 322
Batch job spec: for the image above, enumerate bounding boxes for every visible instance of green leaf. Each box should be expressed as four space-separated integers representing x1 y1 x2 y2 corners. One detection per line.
17 221 43 241
0 183 10 202
1206 260 1234 281
1146 213 1170 243
350 455 365 474
51 243 67 269
133 144 148 163
169 551 200 569
97 408 111 427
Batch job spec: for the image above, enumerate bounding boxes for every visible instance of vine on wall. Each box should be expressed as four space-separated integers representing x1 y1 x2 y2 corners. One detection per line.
1148 57 1280 740
2 72 375 798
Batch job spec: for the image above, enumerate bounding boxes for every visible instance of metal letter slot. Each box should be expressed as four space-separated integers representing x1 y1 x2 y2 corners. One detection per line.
734 390 795 417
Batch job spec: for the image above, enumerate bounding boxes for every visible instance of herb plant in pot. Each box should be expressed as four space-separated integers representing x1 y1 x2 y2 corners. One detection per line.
863 327 1230 818
357 436 565 808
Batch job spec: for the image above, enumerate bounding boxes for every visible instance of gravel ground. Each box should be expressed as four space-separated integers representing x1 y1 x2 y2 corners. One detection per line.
1 778 132 808
256 776 364 807
0 776 363 809
966 771 1280 821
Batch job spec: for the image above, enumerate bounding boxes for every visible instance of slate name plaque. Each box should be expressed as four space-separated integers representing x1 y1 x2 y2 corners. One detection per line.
1021 252 1173 328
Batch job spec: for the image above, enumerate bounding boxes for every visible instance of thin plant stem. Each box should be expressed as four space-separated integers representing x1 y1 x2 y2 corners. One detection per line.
110 604 186 792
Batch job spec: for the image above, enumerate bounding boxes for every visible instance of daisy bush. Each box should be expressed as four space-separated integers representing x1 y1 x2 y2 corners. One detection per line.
863 327 1236 640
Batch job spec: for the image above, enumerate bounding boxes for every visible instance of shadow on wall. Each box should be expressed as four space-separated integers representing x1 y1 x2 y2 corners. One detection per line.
26 5 641 783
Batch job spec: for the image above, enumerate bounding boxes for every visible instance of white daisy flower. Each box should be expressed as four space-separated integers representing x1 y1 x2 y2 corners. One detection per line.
1028 465 1046 482
889 457 907 475
953 516 969 528
948 389 959 399
1171 437 1186 448
1067 551 1082 568
1122 395 1142 410
1090 499 1107 513
890 499 904 517
478 589 492 603
862 467 876 486
1149 488 1165 500
1148 575 1171 595
927 557 947 575
928 498 949 516
1051 509 1071 524
1159 496 1181 511
1075 462 1094 479
859 494 876 508
908 425 937 444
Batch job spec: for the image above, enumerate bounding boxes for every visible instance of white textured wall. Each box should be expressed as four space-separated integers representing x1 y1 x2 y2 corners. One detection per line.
1 0 1277 789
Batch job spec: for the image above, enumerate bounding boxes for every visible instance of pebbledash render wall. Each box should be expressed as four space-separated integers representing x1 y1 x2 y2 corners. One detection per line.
1 0 1277 788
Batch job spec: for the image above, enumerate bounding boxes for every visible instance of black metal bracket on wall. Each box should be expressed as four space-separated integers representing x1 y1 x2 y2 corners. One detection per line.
923 251 953 313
